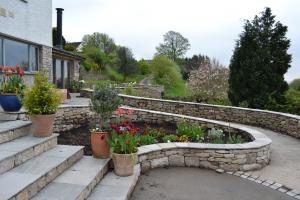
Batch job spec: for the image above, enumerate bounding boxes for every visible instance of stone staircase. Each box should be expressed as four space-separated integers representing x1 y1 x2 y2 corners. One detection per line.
0 120 140 200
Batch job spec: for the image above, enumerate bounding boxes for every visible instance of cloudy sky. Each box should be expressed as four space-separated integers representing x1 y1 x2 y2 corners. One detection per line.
52 0 299 82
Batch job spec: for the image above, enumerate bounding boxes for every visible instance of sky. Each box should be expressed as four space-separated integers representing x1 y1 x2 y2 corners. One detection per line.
52 0 300 82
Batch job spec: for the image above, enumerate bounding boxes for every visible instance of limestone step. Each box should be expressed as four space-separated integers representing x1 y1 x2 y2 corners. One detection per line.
32 156 110 200
0 120 32 144
87 165 141 200
0 133 58 175
0 145 84 200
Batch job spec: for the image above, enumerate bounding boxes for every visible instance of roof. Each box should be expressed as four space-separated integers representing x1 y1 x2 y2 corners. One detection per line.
52 47 85 61
69 42 82 49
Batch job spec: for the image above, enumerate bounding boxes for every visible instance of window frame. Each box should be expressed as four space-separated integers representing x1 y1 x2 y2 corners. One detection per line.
0 37 39 72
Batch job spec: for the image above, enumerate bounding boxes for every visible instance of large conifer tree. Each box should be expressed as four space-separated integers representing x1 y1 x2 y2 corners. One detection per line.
228 8 291 109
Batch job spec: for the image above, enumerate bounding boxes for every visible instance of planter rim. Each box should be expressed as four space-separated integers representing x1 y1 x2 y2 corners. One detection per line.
0 93 17 96
90 131 109 134
112 152 138 156
30 114 56 117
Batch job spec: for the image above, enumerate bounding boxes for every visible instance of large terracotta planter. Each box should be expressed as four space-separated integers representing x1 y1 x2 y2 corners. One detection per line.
30 114 55 137
112 152 137 176
91 131 110 159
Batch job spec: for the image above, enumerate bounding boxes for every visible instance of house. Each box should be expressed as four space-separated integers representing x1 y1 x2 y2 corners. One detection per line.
0 0 83 89
69 42 83 52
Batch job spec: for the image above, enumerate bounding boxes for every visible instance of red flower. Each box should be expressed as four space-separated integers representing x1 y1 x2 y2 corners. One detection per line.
124 140 129 145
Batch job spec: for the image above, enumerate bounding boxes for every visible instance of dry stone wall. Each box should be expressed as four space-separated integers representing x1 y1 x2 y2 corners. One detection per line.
120 94 300 139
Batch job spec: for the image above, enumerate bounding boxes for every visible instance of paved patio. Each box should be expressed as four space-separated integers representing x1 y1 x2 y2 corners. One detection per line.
131 167 294 200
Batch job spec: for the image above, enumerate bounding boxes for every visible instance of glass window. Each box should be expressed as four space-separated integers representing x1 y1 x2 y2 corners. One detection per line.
29 46 38 71
55 59 63 88
4 39 29 71
0 39 3 65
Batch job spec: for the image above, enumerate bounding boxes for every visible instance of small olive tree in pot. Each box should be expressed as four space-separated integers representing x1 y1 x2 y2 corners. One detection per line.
23 71 62 137
90 83 122 159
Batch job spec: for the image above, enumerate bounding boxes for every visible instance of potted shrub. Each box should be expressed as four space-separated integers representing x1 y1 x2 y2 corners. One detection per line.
23 71 62 137
90 83 121 159
0 65 26 112
109 131 138 176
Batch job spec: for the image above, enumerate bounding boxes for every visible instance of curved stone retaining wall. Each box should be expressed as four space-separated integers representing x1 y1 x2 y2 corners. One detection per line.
120 94 300 139
124 107 271 172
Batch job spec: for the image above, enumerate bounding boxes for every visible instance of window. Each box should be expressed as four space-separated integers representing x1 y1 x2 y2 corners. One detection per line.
0 37 39 72
0 39 2 65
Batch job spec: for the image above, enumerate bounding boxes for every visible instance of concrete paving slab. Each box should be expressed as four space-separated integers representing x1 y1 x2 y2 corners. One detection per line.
0 145 83 199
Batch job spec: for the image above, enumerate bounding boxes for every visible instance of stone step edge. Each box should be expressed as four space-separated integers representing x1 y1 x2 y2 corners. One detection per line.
87 164 141 200
32 156 111 200
12 145 84 200
0 121 32 144
0 134 58 175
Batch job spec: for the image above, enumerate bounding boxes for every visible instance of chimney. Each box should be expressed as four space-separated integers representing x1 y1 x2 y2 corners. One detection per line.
56 8 64 49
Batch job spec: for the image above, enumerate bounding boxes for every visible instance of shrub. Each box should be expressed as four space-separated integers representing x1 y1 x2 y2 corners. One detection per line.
162 135 178 143
138 59 151 75
176 122 204 142
227 134 244 144
90 83 122 130
108 131 138 154
138 134 157 146
145 128 166 141
207 128 224 144
23 71 61 115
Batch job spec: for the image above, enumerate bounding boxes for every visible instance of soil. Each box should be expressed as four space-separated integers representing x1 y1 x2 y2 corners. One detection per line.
57 121 251 156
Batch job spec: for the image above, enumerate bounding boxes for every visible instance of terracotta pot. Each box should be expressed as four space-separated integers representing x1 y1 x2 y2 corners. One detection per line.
91 131 110 159
30 114 55 137
112 152 137 176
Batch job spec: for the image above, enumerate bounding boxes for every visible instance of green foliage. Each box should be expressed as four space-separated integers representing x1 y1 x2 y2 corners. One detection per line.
266 89 300 115
228 7 291 109
123 82 138 96
69 80 82 93
90 83 122 129
290 79 300 91
181 54 210 79
145 128 166 141
82 46 108 71
176 122 204 142
52 27 66 47
64 43 76 52
227 134 244 144
137 59 151 75
108 131 138 154
82 32 116 55
156 31 190 61
105 66 124 82
23 72 61 115
116 47 138 81
207 128 224 144
151 55 187 98
0 75 26 97
162 135 178 143
138 134 157 146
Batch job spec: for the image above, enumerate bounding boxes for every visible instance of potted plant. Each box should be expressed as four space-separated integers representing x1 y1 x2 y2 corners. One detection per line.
0 65 26 112
90 83 121 159
109 131 138 176
23 71 62 137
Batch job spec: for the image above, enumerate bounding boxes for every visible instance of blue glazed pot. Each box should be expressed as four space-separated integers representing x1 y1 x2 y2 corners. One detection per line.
0 94 22 112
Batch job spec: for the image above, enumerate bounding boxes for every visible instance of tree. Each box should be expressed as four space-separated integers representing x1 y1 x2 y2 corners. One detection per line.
151 55 186 97
181 54 210 79
116 47 137 81
52 27 66 47
82 45 108 71
137 59 151 75
228 8 291 109
188 59 229 103
290 79 300 91
156 31 190 61
82 32 116 55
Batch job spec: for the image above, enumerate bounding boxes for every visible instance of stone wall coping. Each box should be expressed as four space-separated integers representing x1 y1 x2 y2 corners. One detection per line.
0 120 32 134
119 94 300 120
120 106 271 152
